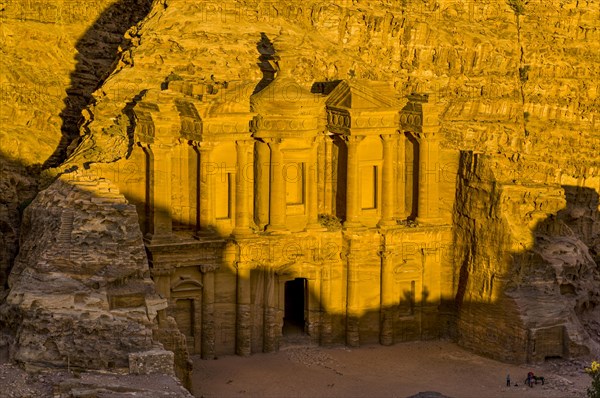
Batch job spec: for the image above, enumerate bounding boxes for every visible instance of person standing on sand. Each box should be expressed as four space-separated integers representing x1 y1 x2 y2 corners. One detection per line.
506 373 511 387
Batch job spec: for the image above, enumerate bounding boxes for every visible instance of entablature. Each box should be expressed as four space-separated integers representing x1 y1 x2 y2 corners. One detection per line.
251 114 321 139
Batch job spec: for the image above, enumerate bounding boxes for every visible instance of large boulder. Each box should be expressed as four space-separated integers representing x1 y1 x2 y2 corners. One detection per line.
2 170 171 372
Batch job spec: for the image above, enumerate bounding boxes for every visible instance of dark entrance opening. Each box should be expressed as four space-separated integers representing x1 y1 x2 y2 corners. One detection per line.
283 278 307 336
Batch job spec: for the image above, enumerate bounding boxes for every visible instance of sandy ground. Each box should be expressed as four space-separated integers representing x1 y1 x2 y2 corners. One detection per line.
191 341 592 398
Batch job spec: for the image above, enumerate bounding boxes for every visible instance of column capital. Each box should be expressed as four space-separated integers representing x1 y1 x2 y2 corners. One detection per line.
199 264 219 274
342 135 365 144
150 268 174 277
416 130 439 141
380 133 398 142
234 261 253 271
264 137 283 146
235 139 254 148
192 140 217 151
147 142 177 151
311 134 326 146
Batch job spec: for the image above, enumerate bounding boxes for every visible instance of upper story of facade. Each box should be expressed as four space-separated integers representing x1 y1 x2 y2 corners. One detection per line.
116 41 450 242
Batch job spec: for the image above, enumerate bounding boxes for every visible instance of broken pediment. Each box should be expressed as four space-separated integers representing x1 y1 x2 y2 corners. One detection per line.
171 277 203 294
325 80 405 111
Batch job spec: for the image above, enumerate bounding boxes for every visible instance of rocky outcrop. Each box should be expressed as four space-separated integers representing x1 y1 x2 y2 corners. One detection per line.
453 152 600 363
0 160 38 292
1 171 175 373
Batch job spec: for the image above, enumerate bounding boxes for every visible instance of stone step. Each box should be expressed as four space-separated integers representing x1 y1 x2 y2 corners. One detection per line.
57 210 74 244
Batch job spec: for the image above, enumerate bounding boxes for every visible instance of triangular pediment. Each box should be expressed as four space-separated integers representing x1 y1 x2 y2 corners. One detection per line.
326 80 401 110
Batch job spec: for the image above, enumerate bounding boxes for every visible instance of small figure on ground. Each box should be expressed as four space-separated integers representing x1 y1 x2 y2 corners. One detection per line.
526 371 535 387
506 373 511 387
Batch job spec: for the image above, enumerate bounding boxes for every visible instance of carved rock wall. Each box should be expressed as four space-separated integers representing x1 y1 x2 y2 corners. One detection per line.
0 0 598 369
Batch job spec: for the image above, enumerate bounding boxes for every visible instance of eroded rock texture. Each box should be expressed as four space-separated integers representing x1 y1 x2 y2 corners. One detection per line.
454 153 600 363
2 172 166 369
0 0 152 299
0 0 598 382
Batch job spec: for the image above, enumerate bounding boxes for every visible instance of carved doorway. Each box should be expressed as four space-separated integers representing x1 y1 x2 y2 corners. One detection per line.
175 298 195 352
283 278 307 336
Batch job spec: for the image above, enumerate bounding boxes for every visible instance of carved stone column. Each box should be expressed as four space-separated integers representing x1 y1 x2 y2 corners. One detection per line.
306 136 322 229
378 134 397 227
343 135 365 228
254 140 270 229
322 135 334 214
146 144 174 239
263 269 278 352
266 138 286 232
395 133 406 220
193 297 202 354
379 249 394 346
196 142 216 234
319 263 333 345
186 143 199 227
417 133 440 224
234 140 254 237
317 135 326 214
346 252 360 347
201 268 216 359
150 268 173 300
236 262 252 356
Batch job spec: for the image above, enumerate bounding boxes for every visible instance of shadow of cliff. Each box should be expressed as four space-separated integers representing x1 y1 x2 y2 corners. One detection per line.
43 0 152 168
453 175 600 364
0 152 39 292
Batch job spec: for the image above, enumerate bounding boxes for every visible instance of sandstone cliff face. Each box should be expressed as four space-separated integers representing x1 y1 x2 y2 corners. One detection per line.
454 153 600 363
61 0 599 174
0 0 597 371
0 0 151 298
56 0 598 362
2 171 170 371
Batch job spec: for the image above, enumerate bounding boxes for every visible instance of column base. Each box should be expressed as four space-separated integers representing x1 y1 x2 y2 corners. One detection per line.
144 233 176 245
193 228 218 240
377 218 397 228
232 228 255 238
305 223 327 231
343 220 364 230
415 217 444 226
265 225 290 235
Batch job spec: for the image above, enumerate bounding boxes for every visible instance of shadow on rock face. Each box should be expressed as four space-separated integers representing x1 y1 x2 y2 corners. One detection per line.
44 0 152 168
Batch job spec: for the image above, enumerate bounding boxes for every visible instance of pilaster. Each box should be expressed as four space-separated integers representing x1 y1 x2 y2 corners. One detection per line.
378 134 398 227
233 140 254 237
236 262 252 356
265 138 287 233
379 249 395 346
343 135 365 229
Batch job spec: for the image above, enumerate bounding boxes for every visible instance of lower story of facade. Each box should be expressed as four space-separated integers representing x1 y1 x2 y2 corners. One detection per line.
146 226 454 358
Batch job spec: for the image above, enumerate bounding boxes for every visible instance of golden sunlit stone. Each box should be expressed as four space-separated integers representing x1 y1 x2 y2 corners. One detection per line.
0 0 599 395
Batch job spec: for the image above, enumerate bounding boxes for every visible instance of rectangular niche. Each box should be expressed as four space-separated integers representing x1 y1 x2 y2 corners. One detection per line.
361 165 378 210
216 172 233 219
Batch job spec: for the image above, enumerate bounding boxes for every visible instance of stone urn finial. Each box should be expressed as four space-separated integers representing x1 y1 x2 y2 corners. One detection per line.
272 29 301 79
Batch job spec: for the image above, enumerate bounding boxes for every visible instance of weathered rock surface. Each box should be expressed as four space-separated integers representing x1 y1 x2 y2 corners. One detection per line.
0 0 152 304
0 171 177 373
0 362 193 398
0 0 597 386
454 153 600 363
56 0 598 364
